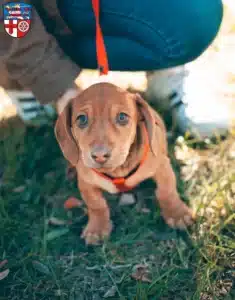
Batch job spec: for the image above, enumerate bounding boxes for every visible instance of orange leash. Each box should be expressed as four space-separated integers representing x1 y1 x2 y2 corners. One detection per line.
91 0 150 192
92 0 109 75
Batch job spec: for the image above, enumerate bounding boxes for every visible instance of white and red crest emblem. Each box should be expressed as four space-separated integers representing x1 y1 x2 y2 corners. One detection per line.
3 2 32 38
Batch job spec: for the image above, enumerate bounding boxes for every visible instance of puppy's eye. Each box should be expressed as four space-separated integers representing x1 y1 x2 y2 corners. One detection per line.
77 114 88 128
116 112 129 125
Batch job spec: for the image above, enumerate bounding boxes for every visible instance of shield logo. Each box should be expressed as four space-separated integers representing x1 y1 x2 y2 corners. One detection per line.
3 2 32 38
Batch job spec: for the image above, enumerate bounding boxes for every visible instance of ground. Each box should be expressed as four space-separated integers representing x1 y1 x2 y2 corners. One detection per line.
0 2 235 300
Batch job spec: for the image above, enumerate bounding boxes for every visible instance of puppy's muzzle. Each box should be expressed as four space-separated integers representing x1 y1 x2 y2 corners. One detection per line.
91 145 111 164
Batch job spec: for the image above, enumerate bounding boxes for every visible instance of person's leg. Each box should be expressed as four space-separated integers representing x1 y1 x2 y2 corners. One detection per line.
1 62 57 126
57 0 227 138
146 63 232 138
57 0 223 71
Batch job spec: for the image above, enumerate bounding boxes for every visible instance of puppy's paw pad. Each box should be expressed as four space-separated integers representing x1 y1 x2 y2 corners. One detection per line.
81 222 112 245
83 233 100 245
183 214 195 225
163 203 195 230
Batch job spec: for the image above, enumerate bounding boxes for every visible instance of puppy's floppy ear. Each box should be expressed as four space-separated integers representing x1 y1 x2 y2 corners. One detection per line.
54 102 79 166
135 93 167 157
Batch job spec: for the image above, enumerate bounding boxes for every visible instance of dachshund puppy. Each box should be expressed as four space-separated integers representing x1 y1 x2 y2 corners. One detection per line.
55 83 195 244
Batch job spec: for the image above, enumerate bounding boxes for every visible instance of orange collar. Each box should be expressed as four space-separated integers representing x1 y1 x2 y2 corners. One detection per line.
92 125 150 192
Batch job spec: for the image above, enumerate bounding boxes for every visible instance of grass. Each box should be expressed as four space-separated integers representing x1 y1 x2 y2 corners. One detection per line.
1 4 235 298
0 116 235 300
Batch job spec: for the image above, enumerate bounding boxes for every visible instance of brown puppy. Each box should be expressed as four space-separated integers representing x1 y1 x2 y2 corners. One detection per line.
55 83 195 244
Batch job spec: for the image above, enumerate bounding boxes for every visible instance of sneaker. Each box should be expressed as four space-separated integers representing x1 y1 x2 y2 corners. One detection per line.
146 66 232 139
5 90 56 126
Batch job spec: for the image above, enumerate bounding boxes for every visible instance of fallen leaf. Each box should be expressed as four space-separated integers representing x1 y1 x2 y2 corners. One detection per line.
13 185 25 193
131 264 152 283
119 193 136 206
0 260 8 269
45 228 69 241
66 165 77 180
64 197 83 210
103 285 116 298
0 269 9 280
48 217 68 226
32 261 50 275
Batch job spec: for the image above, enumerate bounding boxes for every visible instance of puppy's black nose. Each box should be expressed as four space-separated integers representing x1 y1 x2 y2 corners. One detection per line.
91 146 111 164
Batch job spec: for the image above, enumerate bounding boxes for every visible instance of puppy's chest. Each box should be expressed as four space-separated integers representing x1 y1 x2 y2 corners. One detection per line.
80 167 136 194
85 167 155 194
94 161 142 193
79 150 157 194
96 176 120 194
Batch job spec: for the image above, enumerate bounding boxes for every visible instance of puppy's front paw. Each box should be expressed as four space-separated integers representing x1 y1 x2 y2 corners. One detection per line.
81 221 112 245
160 196 196 229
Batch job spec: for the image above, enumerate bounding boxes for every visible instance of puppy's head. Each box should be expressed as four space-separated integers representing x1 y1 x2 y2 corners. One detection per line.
55 83 166 170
